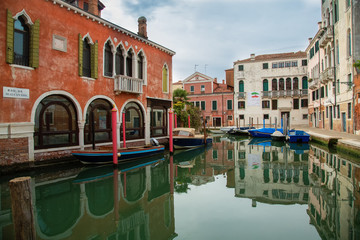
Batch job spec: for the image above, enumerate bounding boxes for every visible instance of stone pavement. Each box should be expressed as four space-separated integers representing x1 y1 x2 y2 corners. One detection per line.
296 125 360 155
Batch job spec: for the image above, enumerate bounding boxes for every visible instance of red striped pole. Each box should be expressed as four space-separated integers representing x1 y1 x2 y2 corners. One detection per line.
188 114 190 128
169 109 173 153
122 111 126 148
112 107 118 165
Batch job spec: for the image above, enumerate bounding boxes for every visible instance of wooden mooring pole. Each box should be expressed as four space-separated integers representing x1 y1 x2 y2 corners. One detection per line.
9 177 36 240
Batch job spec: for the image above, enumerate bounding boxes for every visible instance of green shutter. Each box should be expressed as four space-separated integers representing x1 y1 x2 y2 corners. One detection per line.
78 34 83 76
91 41 98 79
6 9 14 64
29 19 40 68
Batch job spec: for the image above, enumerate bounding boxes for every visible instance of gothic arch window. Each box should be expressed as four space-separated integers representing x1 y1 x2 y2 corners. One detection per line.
82 39 91 77
116 45 124 75
137 52 144 80
34 95 78 149
84 99 112 144
6 10 40 68
78 34 98 79
121 102 144 140
104 41 113 77
126 49 133 77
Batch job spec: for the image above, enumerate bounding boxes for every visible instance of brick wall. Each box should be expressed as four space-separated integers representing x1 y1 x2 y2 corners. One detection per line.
0 138 29 166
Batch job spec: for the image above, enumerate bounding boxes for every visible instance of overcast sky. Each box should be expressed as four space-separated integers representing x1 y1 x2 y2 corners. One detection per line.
101 0 321 82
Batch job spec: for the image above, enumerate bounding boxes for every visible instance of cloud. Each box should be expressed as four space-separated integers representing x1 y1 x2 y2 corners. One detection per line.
101 0 320 81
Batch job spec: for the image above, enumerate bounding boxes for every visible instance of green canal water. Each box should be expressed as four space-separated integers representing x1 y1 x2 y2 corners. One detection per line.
1 136 359 239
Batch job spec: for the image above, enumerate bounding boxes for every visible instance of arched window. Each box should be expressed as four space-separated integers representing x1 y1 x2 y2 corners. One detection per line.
84 99 112 144
115 45 124 75
263 79 269 91
286 78 292 90
239 80 244 92
122 102 144 140
162 65 168 93
293 77 299 90
104 41 113 77
34 95 78 149
279 78 284 90
302 77 308 89
83 39 91 77
272 79 277 91
126 49 133 77
14 17 30 66
137 52 144 79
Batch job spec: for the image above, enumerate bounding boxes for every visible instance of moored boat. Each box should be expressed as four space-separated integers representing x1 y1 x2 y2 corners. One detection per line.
248 128 283 138
287 130 310 143
271 130 286 141
227 126 254 136
72 144 165 165
173 128 212 149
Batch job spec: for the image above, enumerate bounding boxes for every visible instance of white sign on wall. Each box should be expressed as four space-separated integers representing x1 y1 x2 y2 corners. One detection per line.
247 91 260 106
3 87 30 99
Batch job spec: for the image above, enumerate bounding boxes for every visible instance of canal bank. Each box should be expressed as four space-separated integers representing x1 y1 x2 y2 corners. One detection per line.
298 126 360 160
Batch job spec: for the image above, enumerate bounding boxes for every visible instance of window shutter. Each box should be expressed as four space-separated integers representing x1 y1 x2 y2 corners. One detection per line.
6 9 14 64
78 34 83 76
29 19 40 68
91 41 98 79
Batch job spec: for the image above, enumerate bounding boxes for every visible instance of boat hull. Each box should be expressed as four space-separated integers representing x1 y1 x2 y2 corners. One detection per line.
248 128 283 138
173 137 212 149
288 130 310 143
72 145 165 164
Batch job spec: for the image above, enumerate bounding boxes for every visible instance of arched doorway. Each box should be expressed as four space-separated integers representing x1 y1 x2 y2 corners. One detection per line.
34 95 78 149
84 99 112 144
121 102 144 140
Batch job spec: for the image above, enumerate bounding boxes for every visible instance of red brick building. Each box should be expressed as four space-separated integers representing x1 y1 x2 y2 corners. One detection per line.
0 0 175 165
182 72 234 127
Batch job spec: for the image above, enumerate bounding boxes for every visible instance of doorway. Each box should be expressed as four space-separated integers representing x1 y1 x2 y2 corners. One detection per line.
342 112 346 132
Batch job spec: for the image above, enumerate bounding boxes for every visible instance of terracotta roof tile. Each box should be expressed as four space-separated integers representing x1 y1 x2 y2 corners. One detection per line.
234 51 306 64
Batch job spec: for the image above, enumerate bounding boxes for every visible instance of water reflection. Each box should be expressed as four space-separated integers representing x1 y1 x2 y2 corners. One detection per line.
1 136 360 239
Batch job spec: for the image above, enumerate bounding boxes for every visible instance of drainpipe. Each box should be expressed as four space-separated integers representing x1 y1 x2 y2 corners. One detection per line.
332 0 337 108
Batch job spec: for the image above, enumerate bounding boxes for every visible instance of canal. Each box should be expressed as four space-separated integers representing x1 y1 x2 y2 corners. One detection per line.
1 136 359 239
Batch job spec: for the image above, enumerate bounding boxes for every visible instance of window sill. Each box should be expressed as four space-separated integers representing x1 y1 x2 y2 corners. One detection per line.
81 76 96 81
103 75 114 79
10 64 34 71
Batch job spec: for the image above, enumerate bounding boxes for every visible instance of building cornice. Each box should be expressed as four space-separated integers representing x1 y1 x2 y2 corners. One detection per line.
47 0 176 56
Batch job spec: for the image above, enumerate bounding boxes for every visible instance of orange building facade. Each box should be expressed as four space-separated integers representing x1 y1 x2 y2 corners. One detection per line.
182 72 234 127
0 0 175 166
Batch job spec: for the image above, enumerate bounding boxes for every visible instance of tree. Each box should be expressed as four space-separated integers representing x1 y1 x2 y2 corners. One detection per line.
172 88 201 130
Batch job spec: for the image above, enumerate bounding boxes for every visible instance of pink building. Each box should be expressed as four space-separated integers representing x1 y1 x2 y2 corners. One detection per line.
182 72 234 127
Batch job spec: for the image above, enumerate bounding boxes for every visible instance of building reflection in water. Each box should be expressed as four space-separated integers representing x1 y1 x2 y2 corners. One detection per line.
0 157 176 240
1 136 360 239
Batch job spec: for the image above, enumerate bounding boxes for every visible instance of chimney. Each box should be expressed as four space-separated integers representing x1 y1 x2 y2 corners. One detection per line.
88 0 99 16
318 21 322 29
214 77 217 82
222 80 225 84
250 53 255 60
138 16 148 39
308 37 312 44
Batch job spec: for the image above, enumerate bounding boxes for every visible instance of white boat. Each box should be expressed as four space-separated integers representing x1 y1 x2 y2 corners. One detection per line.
219 126 236 133
173 128 212 149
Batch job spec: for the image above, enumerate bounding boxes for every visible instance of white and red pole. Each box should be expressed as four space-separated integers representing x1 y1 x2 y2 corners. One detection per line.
169 109 173 154
122 111 126 148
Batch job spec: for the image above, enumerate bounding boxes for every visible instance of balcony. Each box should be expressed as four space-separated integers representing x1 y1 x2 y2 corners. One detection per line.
308 77 320 90
238 92 246 99
320 67 334 83
269 90 308 98
114 75 143 94
319 25 333 48
262 91 271 98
